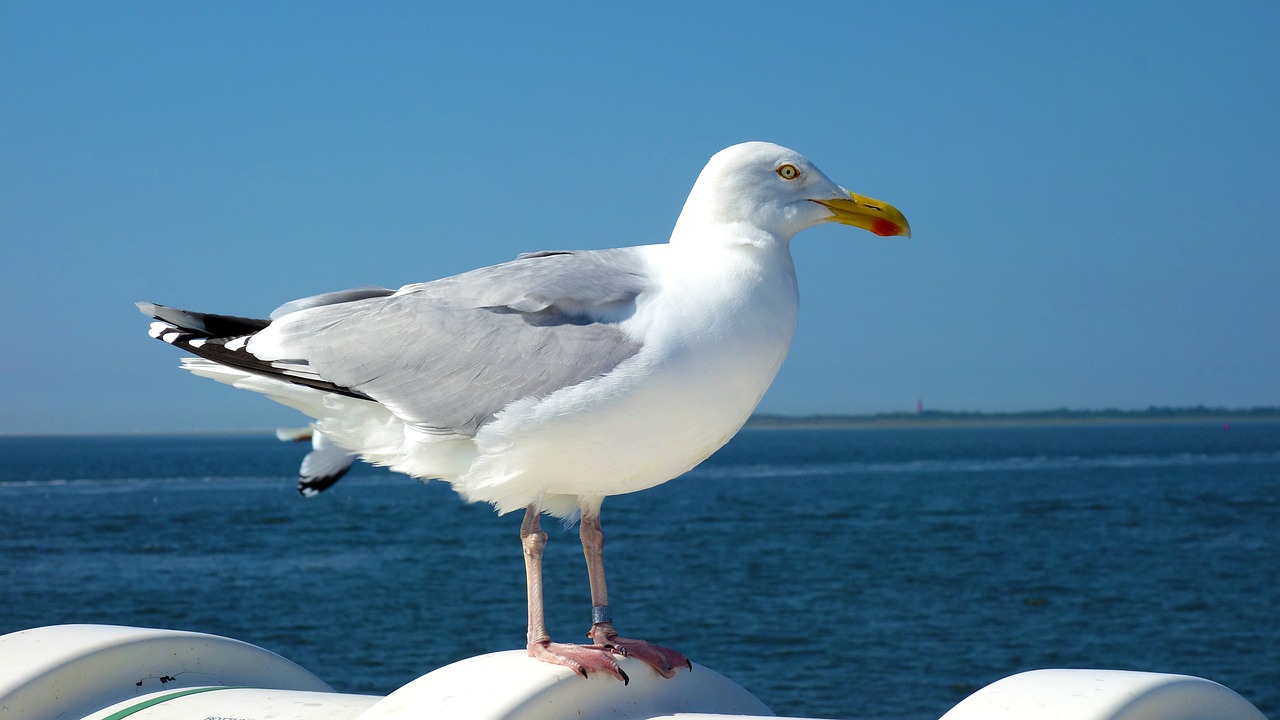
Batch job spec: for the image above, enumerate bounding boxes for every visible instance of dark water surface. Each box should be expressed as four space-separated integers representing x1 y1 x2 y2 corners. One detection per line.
2 423 1277 719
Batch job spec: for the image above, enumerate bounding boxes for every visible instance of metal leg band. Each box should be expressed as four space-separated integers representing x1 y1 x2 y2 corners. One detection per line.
592 605 612 624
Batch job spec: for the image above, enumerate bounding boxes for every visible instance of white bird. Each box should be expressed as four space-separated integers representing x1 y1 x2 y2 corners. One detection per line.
138 141 910 682
275 427 357 496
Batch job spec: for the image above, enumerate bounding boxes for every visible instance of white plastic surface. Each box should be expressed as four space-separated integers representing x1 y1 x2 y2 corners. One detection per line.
355 649 774 720
82 687 380 720
1 625 1270 720
939 669 1268 720
0 624 339 720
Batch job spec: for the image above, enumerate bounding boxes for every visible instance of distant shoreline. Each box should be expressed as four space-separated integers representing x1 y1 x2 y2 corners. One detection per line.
745 407 1280 429
3 407 1278 437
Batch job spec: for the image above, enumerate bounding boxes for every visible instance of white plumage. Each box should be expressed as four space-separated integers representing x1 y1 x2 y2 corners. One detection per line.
139 141 909 681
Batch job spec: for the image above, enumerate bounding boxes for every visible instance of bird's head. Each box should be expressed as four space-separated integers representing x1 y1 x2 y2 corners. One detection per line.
672 141 910 246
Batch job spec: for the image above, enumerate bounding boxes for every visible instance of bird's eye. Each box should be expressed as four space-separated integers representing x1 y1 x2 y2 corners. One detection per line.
776 164 801 180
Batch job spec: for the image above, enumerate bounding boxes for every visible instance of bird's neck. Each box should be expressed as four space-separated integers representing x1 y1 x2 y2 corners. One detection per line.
668 217 793 252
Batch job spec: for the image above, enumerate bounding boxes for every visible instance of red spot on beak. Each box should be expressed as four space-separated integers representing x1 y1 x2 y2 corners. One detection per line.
871 219 902 237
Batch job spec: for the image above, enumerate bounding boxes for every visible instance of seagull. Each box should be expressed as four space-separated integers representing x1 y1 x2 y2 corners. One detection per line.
138 141 910 682
275 427 357 496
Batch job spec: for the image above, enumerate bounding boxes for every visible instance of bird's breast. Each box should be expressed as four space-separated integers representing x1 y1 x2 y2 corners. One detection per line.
634 245 799 421
460 243 800 509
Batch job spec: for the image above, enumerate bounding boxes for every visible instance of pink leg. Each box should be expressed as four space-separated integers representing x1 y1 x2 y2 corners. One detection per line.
520 505 628 682
580 511 691 679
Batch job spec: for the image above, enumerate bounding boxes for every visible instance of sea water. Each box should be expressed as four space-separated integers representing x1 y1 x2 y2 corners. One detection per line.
1 423 1277 720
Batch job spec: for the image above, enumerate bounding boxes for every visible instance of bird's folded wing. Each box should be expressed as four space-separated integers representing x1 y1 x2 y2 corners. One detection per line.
251 248 651 436
270 287 396 319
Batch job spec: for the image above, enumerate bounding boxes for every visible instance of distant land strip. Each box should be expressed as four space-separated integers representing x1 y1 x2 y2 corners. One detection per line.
745 406 1280 429
4 406 1279 437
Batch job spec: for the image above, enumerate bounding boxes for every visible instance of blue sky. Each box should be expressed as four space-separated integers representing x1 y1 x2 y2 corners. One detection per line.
3 2 1278 434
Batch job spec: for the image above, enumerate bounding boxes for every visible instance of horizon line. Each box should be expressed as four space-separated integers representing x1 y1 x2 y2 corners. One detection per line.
3 404 1278 438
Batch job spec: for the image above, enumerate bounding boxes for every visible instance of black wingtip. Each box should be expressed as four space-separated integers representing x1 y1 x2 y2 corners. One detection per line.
139 302 374 403
138 302 271 336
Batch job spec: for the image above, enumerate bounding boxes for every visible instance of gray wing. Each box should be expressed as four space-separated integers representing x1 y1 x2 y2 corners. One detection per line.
254 248 650 436
270 287 396 320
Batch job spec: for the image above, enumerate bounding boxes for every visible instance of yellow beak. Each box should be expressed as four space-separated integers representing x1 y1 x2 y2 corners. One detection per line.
813 192 911 238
